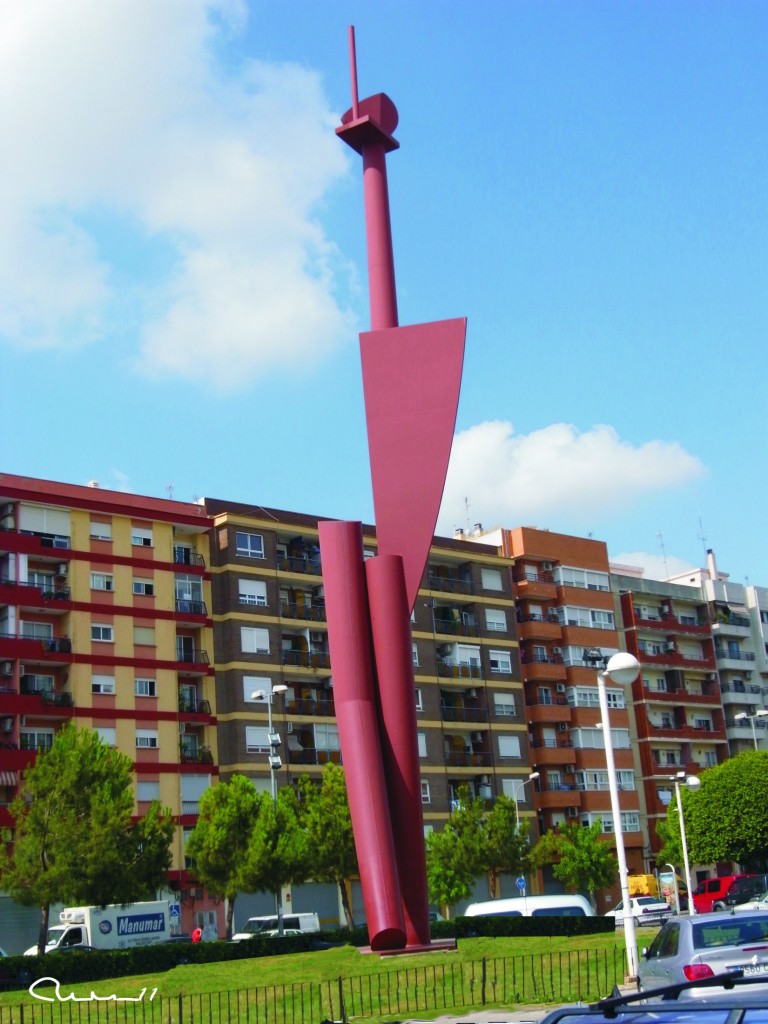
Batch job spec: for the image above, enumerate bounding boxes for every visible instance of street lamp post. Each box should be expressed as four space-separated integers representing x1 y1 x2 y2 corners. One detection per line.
671 771 700 915
734 709 768 750
597 652 641 980
512 771 540 828
251 685 289 933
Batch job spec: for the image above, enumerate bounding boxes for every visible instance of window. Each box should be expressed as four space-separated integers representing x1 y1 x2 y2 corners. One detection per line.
314 724 340 751
414 687 423 711
602 812 640 833
485 609 507 632
572 727 630 749
591 609 615 628
92 674 115 695
245 726 270 753
493 693 516 716
553 566 609 592
133 626 155 646
417 732 427 757
481 568 503 591
243 676 272 702
498 735 522 759
412 643 419 667
137 781 160 802
135 678 157 697
133 579 155 596
136 729 158 749
421 781 431 804
239 579 267 605
131 527 153 547
20 729 54 751
236 532 264 559
90 521 112 541
91 624 114 642
241 627 270 654
21 621 53 639
489 650 512 674
90 572 114 592
95 727 116 747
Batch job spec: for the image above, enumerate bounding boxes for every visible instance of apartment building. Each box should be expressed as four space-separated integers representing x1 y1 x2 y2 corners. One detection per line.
0 474 219 937
668 551 768 757
461 526 646 905
611 566 727 864
203 498 531 828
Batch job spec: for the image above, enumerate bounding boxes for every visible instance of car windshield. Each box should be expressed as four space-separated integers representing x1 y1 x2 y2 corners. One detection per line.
546 1011 734 1024
693 918 768 949
636 897 659 905
45 928 64 945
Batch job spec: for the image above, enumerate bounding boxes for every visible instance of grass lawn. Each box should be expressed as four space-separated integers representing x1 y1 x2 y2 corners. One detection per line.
0 928 662 1021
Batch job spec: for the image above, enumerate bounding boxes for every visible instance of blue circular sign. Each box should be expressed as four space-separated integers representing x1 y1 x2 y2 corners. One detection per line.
516 876 526 891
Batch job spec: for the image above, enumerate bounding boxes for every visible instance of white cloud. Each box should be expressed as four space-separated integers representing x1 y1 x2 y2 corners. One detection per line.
437 420 706 534
0 0 354 387
609 551 700 581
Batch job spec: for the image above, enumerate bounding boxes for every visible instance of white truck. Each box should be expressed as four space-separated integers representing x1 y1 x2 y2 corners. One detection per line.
24 901 171 955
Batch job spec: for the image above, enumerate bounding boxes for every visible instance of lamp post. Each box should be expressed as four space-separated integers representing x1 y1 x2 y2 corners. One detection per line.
597 652 641 980
734 709 768 750
251 685 289 932
512 771 540 828
671 771 700 914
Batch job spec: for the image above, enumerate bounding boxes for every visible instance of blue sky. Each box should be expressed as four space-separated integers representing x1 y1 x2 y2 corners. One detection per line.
1 0 766 586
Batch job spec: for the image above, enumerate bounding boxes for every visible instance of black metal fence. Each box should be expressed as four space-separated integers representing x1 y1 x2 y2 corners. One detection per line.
0 947 627 1024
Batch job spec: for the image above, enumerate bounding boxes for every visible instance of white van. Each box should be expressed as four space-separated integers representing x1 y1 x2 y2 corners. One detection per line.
231 912 320 941
464 894 594 917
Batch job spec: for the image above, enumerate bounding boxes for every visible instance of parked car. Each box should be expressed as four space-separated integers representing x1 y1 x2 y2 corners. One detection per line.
691 873 758 913
638 910 768 996
720 873 768 909
732 891 768 912
605 896 672 925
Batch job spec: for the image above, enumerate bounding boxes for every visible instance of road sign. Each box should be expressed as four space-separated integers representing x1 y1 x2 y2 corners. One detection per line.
516 876 526 892
169 902 181 919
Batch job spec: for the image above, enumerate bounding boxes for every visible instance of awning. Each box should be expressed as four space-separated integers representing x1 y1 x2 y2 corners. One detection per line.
0 771 18 786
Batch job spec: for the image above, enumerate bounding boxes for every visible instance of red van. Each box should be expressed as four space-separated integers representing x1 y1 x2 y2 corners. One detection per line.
692 874 757 913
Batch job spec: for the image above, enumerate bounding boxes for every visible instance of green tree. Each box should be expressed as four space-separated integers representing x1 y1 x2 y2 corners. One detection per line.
484 795 532 898
241 787 309 924
0 725 173 952
184 774 262 938
659 752 768 868
425 785 486 915
297 764 358 927
531 819 617 909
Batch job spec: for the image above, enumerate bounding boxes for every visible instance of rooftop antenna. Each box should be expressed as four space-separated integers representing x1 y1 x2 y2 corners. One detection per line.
165 483 174 500
464 497 471 532
657 531 670 580
697 516 708 562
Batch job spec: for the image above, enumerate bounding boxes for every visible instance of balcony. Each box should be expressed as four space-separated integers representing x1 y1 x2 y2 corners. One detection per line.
278 554 322 576
538 785 580 810
282 649 330 670
287 747 342 765
633 611 710 636
433 616 479 638
180 746 214 765
437 661 482 680
174 548 206 568
428 572 474 596
516 616 561 642
638 648 716 670
178 696 212 716
715 649 756 671
0 577 71 610
444 750 492 768
175 599 207 616
440 701 488 723
284 696 335 717
513 572 556 601
527 740 574 765
527 699 571 725
280 602 327 622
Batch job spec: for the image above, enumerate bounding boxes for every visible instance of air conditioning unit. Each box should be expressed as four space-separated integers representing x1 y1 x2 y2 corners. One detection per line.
557 722 568 732
1 718 13 733
542 562 553 571
56 564 68 577
556 683 566 693
0 662 13 676
471 732 483 743
566 806 579 818
663 642 676 653
564 764 576 774
467 688 477 698
480 775 491 785
287 722 293 734
553 647 562 655
179 723 186 734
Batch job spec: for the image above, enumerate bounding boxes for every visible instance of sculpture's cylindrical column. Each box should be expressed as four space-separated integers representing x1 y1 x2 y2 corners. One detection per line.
362 143 398 330
366 554 431 947
318 521 405 950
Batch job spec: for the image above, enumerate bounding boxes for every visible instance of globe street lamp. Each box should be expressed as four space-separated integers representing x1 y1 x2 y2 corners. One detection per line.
512 771 540 828
671 771 701 914
597 652 641 979
734 709 768 750
251 684 289 931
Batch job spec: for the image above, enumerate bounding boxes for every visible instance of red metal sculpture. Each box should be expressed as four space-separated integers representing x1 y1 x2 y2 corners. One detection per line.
318 27 466 951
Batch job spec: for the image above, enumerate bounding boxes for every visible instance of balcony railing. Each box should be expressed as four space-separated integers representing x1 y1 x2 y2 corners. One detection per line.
175 599 207 615
715 649 756 662
428 574 474 595
433 618 479 637
288 748 342 765
440 703 487 723
284 697 335 716
437 662 483 679
282 649 330 669
174 548 206 567
178 697 212 714
176 649 210 664
280 603 327 622
19 530 71 549
278 555 322 575
445 750 492 767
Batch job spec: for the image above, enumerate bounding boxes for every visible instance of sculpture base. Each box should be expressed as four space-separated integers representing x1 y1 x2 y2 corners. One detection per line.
358 938 458 956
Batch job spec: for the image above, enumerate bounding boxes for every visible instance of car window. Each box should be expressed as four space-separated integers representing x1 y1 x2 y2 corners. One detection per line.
706 880 720 893
636 897 657 905
692 918 768 948
647 923 679 959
